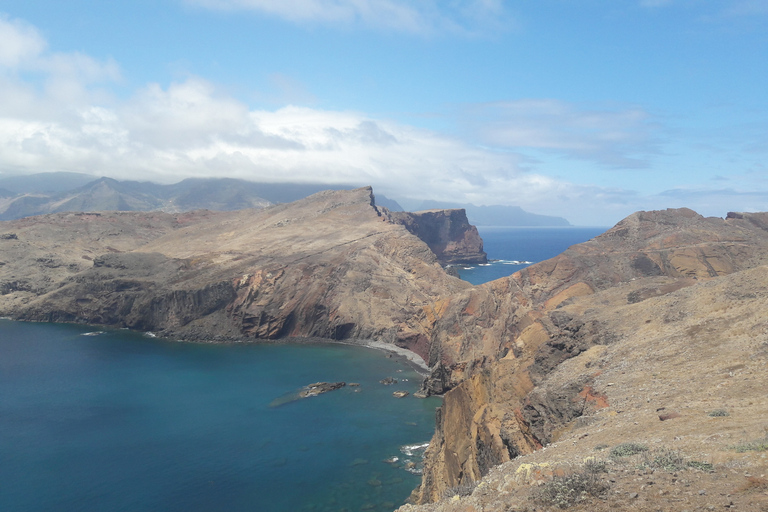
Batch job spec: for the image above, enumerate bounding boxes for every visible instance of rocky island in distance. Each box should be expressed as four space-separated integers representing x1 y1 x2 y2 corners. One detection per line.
1 187 768 511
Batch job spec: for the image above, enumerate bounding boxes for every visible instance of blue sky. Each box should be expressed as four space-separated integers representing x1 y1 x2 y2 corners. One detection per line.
0 0 766 225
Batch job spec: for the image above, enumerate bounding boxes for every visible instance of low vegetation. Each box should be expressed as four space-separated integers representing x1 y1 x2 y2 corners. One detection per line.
532 460 609 509
442 480 478 499
730 436 768 453
609 442 649 459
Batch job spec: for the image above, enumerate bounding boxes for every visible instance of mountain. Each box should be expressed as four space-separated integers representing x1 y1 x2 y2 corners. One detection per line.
0 177 273 220
0 172 97 194
414 200 571 226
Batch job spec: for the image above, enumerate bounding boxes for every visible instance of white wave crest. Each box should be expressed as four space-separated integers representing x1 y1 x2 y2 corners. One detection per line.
400 442 429 457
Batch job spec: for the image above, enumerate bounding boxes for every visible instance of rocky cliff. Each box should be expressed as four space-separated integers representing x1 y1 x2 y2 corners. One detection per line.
404 208 768 508
388 209 487 265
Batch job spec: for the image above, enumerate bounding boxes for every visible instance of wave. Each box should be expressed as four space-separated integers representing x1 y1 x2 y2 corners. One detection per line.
81 331 105 336
400 442 429 457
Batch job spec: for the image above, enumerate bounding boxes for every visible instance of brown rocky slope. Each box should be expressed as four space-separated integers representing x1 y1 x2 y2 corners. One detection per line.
404 209 768 510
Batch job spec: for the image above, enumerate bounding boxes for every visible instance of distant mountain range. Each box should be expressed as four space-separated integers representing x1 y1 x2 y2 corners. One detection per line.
412 200 571 227
0 172 570 226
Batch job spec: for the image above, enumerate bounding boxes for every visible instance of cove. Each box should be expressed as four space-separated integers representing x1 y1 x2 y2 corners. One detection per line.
0 319 441 512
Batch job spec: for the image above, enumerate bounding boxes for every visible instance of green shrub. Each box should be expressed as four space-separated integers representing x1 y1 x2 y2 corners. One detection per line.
730 437 768 453
641 448 687 471
687 461 715 472
609 442 649 458
708 409 729 417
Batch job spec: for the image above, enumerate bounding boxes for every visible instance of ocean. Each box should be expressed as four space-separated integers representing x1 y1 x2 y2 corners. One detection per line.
0 320 440 512
0 226 608 512
457 226 608 285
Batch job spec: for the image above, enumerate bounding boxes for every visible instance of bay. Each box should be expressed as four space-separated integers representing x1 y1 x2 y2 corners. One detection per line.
457 226 609 285
0 319 440 512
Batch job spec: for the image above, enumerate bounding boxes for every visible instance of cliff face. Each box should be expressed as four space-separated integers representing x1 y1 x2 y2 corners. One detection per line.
0 187 482 362
389 209 487 265
408 208 768 503
400 263 768 511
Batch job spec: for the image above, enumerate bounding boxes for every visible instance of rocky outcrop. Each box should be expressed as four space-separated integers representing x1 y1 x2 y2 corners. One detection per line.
299 382 346 398
388 209 487 265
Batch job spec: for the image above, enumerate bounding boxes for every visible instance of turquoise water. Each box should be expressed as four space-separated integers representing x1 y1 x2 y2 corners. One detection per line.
457 226 608 285
0 320 441 512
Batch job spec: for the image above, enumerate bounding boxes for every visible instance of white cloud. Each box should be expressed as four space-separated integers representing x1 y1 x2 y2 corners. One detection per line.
183 0 511 35
0 15 46 68
463 99 659 168
5 13 763 226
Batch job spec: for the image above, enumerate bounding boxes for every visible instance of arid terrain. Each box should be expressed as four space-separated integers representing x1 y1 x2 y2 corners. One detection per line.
2 189 767 511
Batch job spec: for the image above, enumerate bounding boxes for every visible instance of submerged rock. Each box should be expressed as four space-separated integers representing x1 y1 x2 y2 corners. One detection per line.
392 390 410 398
298 381 346 398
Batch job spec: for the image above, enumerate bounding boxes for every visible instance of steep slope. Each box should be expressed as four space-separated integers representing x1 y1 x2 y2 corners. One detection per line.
407 208 768 504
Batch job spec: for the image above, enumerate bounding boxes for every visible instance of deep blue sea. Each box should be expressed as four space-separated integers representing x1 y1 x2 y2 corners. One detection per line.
0 320 440 512
457 226 609 285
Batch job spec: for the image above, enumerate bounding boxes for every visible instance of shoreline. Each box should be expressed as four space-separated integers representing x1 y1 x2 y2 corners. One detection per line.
0 317 431 375
259 335 431 375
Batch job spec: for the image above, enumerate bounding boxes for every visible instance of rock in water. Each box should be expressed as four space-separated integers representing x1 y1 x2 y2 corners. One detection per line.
298 382 346 398
392 391 409 398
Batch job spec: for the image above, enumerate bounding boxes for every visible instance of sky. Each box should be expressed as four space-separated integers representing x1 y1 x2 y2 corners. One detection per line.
0 1 766 225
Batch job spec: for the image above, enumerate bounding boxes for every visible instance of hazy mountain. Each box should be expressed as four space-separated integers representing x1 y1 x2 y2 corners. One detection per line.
413 200 571 226
0 172 97 194
372 194 403 211
0 174 411 220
